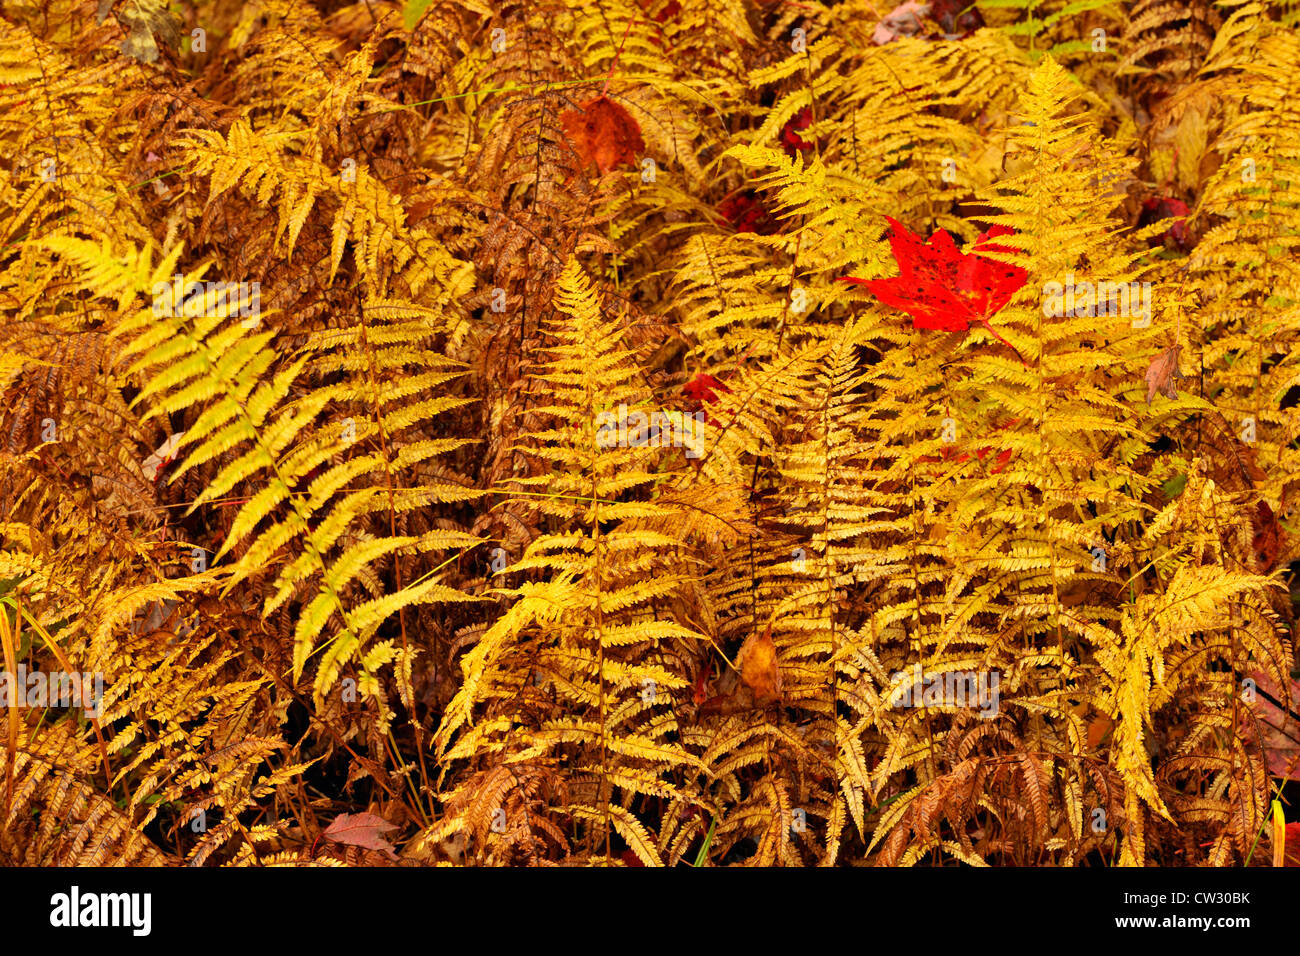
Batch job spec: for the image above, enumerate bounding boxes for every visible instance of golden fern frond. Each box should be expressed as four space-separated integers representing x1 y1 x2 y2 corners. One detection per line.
39 237 481 719
435 258 713 862
1 724 173 866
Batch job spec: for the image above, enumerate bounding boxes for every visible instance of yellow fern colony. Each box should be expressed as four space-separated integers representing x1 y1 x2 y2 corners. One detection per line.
0 0 1296 866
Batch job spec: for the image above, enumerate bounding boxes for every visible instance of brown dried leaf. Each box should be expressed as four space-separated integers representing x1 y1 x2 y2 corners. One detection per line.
1245 669 1300 781
98 0 181 64
1254 499 1282 570
322 812 399 860
1145 344 1186 404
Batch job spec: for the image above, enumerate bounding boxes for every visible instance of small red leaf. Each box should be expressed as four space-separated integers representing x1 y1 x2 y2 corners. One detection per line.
682 373 730 405
1284 822 1300 866
717 191 775 234
1139 197 1192 251
780 107 814 158
929 0 984 35
683 373 731 426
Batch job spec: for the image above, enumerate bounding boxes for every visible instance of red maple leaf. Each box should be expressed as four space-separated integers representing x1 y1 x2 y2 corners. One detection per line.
926 416 1020 473
842 217 1027 355
940 444 1014 472
560 95 646 174
682 372 730 405
683 372 731 427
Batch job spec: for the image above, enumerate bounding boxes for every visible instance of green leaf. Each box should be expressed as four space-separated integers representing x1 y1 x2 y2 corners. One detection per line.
403 0 433 30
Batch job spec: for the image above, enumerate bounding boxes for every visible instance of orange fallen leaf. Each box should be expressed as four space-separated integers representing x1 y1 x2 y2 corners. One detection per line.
694 626 783 718
692 660 713 706
560 95 645 174
738 623 782 705
1086 714 1114 751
